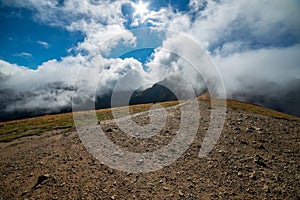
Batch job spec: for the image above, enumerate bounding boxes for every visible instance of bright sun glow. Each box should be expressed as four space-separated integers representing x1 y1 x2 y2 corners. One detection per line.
133 0 149 17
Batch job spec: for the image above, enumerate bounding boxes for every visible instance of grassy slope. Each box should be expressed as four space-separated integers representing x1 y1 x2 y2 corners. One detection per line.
225 99 300 121
0 99 298 142
0 101 179 142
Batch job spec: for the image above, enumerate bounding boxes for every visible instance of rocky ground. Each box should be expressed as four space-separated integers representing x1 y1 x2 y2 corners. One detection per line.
0 100 299 199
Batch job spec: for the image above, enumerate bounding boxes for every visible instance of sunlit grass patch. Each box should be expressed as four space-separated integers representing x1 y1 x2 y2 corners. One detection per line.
0 101 180 142
197 94 299 121
1 98 297 143
225 99 300 121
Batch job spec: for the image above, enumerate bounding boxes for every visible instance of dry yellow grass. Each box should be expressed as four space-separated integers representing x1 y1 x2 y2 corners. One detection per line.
200 96 300 121
0 101 179 142
1 99 298 142
225 99 300 121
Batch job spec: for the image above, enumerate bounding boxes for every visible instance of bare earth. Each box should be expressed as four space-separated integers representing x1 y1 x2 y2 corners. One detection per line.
0 100 299 199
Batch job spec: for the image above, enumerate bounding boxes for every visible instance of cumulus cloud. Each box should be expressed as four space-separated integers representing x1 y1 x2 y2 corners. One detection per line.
0 0 144 120
69 22 136 55
215 45 300 91
186 0 300 50
0 0 300 120
1 0 127 27
0 54 148 120
2 0 134 55
145 33 215 96
214 44 300 115
145 0 300 115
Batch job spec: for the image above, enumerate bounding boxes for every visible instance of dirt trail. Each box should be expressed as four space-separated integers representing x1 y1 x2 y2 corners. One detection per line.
0 100 299 199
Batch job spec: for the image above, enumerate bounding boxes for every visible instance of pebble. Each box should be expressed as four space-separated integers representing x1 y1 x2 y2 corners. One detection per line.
233 127 241 131
178 190 184 196
246 127 255 132
263 184 269 193
249 172 256 180
163 187 170 191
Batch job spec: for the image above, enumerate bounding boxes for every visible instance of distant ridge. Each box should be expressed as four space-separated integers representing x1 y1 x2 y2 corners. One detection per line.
1 77 299 121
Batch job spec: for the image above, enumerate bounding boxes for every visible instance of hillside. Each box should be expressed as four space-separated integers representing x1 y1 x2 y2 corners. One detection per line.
2 78 299 122
0 98 299 199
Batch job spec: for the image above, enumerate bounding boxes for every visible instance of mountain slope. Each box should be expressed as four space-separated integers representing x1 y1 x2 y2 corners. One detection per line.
0 99 299 199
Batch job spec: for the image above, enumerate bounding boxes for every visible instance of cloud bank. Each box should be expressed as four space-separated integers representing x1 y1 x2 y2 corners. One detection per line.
0 0 300 120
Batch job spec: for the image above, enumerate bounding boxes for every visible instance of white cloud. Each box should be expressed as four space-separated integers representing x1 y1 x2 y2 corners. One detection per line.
145 33 221 97
0 60 30 77
68 21 136 55
187 0 300 50
0 52 149 117
1 0 300 117
214 44 300 94
37 41 49 48
189 0 207 11
131 7 178 28
140 0 300 115
12 52 32 58
1 0 128 27
2 0 132 56
149 0 300 87
1 53 148 92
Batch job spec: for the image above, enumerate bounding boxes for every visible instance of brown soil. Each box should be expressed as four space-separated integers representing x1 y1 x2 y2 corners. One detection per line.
0 100 299 199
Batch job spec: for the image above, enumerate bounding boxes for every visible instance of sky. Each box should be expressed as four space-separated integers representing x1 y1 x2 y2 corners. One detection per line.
0 0 300 119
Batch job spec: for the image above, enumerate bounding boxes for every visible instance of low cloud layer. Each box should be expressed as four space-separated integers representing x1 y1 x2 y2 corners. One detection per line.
0 55 148 120
215 45 300 116
0 0 300 120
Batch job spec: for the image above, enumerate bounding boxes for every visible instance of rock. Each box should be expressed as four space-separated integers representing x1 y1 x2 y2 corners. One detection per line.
263 184 270 193
241 140 249 145
246 127 255 133
105 128 113 133
163 187 170 191
257 145 266 150
254 127 263 131
238 172 243 177
21 190 28 196
236 119 243 123
249 172 257 180
254 155 267 167
33 174 50 189
28 172 34 177
218 150 225 154
178 190 184 196
233 127 241 131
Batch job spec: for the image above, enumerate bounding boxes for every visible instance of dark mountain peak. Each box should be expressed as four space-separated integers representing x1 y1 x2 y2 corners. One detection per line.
130 75 206 105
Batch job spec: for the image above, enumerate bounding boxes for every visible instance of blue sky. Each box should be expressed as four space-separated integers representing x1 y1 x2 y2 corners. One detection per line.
0 0 190 69
1 0 299 69
0 6 83 69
